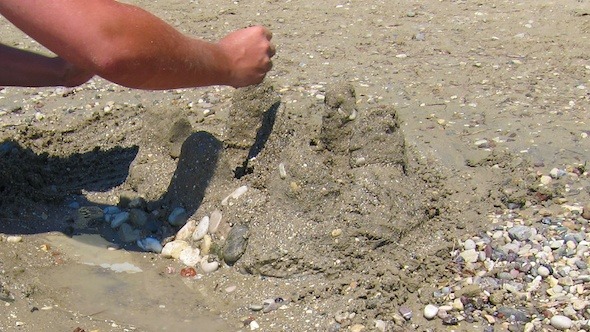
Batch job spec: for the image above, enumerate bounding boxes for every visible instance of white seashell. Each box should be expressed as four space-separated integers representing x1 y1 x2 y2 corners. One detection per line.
179 247 201 267
110 211 130 228
176 219 196 241
137 237 163 253
200 234 212 255
192 216 209 241
208 210 222 233
221 185 248 206
161 240 189 259
200 256 219 273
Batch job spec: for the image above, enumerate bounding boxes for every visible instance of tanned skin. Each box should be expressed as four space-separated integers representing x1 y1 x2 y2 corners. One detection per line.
0 0 275 89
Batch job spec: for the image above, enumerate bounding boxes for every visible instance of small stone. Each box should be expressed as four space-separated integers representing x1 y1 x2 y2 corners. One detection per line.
176 219 196 241
399 306 412 320
550 315 572 330
111 212 129 228
464 239 476 250
540 175 552 185
223 224 250 265
249 320 259 330
225 285 237 293
249 304 264 311
582 203 590 220
508 226 533 241
179 247 201 267
6 236 23 243
331 229 343 237
200 257 219 273
374 320 387 332
118 223 141 243
350 324 365 332
537 265 550 277
192 216 209 241
161 240 190 259
475 139 490 148
424 304 438 319
168 207 188 226
208 210 223 233
128 209 148 227
460 249 479 263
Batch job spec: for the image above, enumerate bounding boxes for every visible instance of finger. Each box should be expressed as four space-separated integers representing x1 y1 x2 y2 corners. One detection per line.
268 43 276 57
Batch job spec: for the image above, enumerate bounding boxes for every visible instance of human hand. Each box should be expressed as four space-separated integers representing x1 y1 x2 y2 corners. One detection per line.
217 26 276 88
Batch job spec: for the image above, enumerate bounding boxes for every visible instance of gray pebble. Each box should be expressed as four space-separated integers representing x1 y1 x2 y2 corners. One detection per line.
497 307 530 322
223 224 250 265
508 226 532 241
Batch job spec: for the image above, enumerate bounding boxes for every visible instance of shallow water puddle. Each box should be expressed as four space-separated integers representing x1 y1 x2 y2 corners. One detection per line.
42 233 227 331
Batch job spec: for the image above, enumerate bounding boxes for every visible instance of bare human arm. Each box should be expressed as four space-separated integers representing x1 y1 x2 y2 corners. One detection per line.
0 0 275 89
0 44 94 87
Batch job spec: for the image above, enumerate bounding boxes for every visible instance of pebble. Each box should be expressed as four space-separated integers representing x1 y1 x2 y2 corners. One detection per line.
161 240 190 259
168 207 188 226
137 237 163 253
537 265 551 277
423 304 438 319
6 236 23 243
176 219 196 241
208 210 223 233
200 257 219 273
582 202 590 220
179 247 201 267
110 211 130 228
192 216 209 241
221 185 248 206
223 224 250 265
463 239 476 250
550 315 572 330
398 306 412 320
507 225 533 241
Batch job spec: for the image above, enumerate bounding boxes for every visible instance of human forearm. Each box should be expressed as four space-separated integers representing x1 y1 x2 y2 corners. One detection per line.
0 0 273 90
0 44 93 87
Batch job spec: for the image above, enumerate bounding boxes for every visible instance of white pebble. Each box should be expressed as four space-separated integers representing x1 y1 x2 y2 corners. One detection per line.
537 265 550 277
6 236 23 243
161 240 189 259
278 163 287 179
423 304 438 319
550 315 572 330
200 257 219 273
208 210 222 233
464 239 476 250
192 216 209 241
179 247 201 267
221 185 248 206
176 219 196 241
137 237 162 253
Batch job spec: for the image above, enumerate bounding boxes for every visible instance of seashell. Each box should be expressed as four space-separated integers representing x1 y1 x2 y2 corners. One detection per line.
161 240 189 259
192 216 209 241
168 207 188 226
221 185 248 206
137 237 163 253
200 234 212 255
208 210 223 234
176 219 196 241
179 247 201 267
200 256 219 273
110 211 130 229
